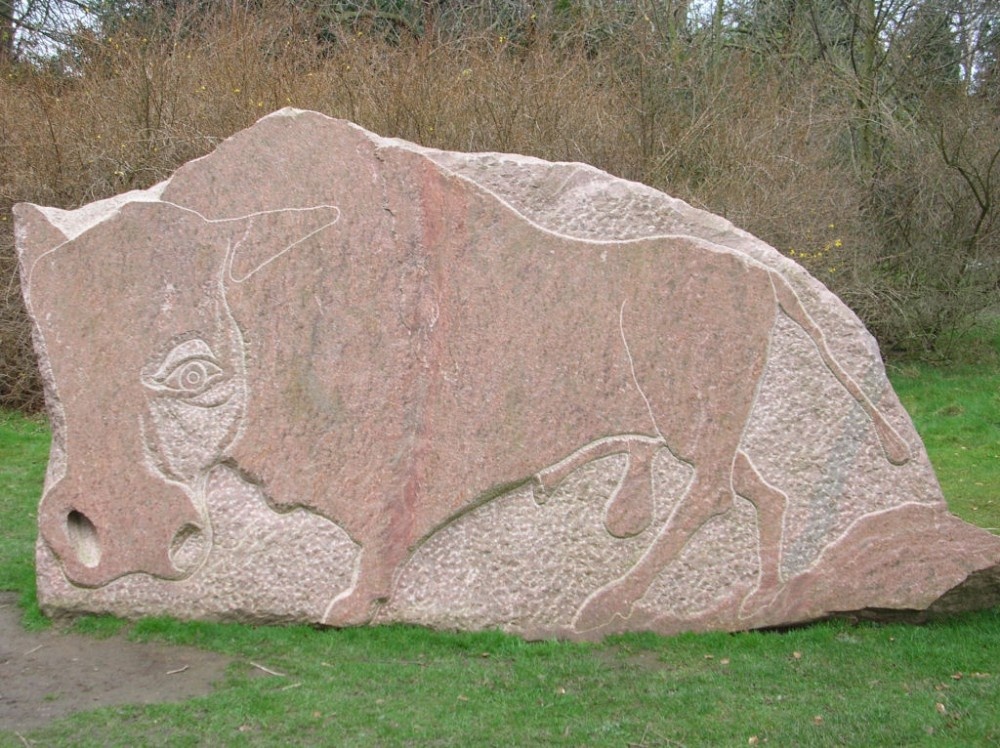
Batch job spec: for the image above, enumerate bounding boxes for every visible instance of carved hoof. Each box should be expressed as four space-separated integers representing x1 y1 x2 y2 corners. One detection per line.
738 583 782 620
322 589 379 627
573 583 633 632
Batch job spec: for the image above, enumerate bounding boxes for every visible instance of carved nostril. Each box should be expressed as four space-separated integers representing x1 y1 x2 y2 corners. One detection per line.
66 510 101 568
169 523 209 575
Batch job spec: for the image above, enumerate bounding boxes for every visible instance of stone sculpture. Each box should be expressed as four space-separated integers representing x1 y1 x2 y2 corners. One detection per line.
16 109 1000 638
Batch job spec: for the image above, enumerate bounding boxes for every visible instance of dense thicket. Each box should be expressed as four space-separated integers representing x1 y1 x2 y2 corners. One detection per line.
2 0 999 410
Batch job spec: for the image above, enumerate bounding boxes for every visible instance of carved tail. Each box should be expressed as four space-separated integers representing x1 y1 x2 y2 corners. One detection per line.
769 271 911 466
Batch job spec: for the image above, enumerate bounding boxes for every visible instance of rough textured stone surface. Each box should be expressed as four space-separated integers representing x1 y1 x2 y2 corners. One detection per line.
15 109 1000 639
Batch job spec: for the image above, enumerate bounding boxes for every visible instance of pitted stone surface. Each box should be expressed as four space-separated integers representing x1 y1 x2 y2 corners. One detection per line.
15 109 1000 638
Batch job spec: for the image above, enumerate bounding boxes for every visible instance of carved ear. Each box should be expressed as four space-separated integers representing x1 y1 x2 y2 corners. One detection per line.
13 203 70 276
224 205 341 286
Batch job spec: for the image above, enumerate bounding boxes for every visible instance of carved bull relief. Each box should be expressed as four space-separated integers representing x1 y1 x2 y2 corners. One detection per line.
16 110 1000 638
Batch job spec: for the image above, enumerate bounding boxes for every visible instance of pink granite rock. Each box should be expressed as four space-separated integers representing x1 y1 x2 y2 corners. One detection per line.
15 109 1000 638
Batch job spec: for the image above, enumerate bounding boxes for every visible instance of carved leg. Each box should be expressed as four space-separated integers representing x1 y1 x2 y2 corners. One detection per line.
322 548 392 626
573 468 733 632
603 439 660 538
732 451 788 616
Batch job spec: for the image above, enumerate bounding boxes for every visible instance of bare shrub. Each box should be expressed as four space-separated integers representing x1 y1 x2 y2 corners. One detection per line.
1 0 998 410
848 95 1000 358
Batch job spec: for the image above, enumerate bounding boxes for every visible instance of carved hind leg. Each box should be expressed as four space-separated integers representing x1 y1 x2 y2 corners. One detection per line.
732 451 788 617
572 464 735 632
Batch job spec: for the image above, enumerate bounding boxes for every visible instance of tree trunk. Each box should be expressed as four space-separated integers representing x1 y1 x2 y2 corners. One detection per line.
0 0 15 63
853 0 881 182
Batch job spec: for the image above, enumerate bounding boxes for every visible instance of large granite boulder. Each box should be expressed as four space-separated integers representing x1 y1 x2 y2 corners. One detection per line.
15 110 1000 638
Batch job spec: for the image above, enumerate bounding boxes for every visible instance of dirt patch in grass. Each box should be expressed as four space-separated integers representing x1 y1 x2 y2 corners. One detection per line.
0 593 232 732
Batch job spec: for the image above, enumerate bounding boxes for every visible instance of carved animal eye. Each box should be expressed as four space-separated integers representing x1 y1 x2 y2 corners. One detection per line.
160 358 225 395
144 338 228 398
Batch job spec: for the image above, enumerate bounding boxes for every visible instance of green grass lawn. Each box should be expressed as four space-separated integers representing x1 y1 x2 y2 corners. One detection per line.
0 411 48 624
1 358 997 746
891 363 1000 534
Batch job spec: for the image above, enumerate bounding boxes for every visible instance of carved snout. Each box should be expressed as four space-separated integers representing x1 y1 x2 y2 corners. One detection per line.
39 468 211 588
